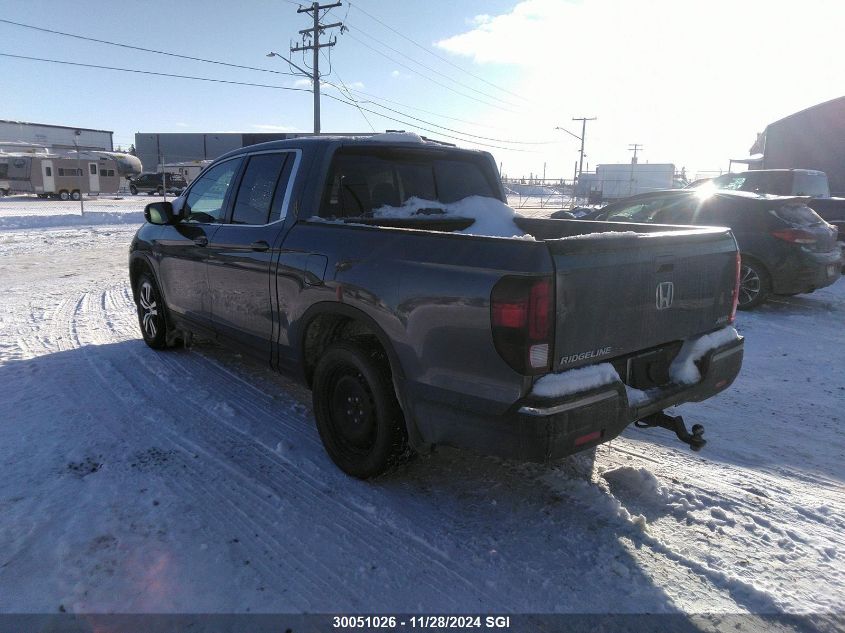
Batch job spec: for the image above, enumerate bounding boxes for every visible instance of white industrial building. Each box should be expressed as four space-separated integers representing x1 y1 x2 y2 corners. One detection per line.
0 120 114 152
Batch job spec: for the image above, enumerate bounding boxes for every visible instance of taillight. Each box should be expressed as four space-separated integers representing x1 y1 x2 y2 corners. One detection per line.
771 228 817 245
730 251 740 324
491 276 554 375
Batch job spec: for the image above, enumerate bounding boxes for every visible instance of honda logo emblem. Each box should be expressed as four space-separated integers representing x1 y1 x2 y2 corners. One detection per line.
656 281 674 310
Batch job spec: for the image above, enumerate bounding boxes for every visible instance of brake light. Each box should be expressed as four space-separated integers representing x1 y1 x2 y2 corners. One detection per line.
491 276 554 374
771 228 817 245
730 251 740 324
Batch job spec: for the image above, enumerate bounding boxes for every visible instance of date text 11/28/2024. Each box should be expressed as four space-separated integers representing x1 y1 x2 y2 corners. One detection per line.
333 615 512 629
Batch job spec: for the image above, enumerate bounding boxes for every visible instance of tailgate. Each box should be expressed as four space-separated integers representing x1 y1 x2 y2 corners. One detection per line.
546 225 738 371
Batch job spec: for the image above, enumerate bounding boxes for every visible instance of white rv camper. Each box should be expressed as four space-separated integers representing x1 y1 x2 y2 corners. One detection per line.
0 150 141 198
595 163 676 201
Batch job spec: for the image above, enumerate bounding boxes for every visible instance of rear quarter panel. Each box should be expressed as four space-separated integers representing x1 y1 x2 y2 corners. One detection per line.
279 221 554 414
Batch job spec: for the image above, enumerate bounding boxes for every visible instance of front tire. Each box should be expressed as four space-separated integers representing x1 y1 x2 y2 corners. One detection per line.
129 185 138 195
71 190 81 201
312 341 408 478
135 273 169 349
737 257 770 310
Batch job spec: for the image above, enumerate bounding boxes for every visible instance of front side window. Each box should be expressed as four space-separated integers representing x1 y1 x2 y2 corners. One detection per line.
231 153 290 225
184 159 241 223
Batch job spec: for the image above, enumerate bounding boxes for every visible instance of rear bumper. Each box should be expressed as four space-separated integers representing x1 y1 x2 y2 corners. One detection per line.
407 337 744 462
771 249 841 294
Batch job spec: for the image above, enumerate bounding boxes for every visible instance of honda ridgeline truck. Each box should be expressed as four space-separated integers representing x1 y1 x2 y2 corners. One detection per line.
129 136 744 478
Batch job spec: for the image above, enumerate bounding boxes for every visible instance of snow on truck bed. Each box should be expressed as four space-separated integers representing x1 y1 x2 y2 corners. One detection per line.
1 204 845 624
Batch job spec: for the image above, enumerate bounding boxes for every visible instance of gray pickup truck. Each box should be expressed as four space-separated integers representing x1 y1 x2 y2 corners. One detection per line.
130 136 744 478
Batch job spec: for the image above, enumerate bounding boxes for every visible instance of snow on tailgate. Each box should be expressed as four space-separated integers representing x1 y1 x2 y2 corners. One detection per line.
531 363 620 398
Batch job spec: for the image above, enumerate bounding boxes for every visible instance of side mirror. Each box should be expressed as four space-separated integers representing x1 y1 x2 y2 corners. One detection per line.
144 201 178 225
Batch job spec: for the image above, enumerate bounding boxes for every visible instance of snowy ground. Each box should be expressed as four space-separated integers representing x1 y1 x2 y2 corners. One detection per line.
0 200 843 628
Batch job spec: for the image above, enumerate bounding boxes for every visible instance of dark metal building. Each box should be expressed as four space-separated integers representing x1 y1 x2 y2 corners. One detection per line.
744 96 845 195
134 132 361 173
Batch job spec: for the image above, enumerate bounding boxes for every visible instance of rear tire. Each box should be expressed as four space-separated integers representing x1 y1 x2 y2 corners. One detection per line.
71 190 81 201
737 257 770 310
156 187 163 196
59 190 70 201
135 272 169 349
312 341 408 478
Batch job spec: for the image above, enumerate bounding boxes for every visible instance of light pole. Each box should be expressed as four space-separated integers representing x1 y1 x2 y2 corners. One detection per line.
555 125 583 207
267 50 325 133
74 130 84 216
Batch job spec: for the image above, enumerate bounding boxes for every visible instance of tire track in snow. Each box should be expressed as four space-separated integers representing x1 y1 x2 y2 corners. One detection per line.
61 285 506 610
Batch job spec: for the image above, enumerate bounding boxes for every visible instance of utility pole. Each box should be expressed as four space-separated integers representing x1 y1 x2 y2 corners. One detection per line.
628 143 643 164
290 1 343 134
628 143 643 195
572 116 596 178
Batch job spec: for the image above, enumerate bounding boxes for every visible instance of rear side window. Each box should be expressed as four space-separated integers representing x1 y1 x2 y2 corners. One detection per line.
319 148 498 218
231 153 290 225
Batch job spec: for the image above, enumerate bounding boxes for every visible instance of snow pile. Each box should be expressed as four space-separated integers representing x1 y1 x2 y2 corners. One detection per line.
373 195 532 239
625 385 654 407
560 230 641 241
367 132 424 144
0 211 145 230
531 362 620 398
669 326 740 385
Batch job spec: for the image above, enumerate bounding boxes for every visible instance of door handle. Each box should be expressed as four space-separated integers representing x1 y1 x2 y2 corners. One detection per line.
250 240 270 252
193 236 208 247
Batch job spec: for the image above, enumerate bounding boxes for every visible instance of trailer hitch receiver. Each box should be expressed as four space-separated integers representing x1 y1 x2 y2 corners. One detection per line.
635 411 706 451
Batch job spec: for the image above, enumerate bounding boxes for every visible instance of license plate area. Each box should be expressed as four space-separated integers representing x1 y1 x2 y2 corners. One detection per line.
621 347 675 390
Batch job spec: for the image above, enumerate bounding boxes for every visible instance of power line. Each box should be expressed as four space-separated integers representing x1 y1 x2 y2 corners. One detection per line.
343 87 504 129
342 30 518 114
321 78 553 145
321 51 376 132
320 92 534 152
346 1 527 103
3 51 537 152
0 18 301 77
0 53 312 93
2 15 520 136
328 9 523 109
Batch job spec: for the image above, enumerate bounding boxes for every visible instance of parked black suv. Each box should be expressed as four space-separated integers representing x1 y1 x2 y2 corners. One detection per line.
129 173 187 196
595 189 841 308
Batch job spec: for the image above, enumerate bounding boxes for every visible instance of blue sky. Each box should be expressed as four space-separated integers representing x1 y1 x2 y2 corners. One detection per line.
3 0 845 178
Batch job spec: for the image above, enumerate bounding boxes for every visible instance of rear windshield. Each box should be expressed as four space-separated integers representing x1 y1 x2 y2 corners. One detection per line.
318 148 498 218
792 172 830 197
773 204 825 227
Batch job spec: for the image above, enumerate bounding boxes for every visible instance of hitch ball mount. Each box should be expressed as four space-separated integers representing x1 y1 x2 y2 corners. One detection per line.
635 411 706 452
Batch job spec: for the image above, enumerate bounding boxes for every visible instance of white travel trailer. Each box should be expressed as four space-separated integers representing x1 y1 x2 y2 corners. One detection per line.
595 163 676 201
0 150 141 198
